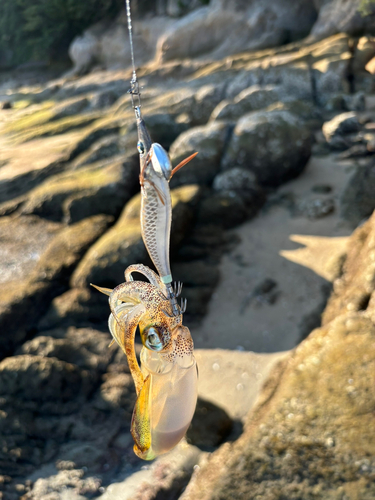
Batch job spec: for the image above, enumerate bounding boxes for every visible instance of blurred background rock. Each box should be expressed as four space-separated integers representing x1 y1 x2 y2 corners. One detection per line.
1 0 375 499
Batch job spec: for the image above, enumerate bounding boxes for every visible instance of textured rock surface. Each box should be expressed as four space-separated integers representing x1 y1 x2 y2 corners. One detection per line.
210 85 281 122
169 122 230 187
222 109 312 187
310 0 375 41
323 211 375 324
182 317 375 499
2 17 375 500
340 161 375 226
0 215 111 357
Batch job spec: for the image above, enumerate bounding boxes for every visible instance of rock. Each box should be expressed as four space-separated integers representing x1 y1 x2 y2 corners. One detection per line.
270 100 322 126
0 215 111 357
71 185 201 289
38 288 109 330
197 192 249 229
73 134 121 167
19 157 138 223
90 89 120 110
323 211 375 324
0 130 87 204
93 372 135 414
1 101 12 110
186 398 233 448
310 0 375 41
213 167 258 192
340 161 375 227
225 61 313 102
212 167 266 215
99 15 173 69
221 109 311 187
296 197 335 219
365 55 375 74
322 111 361 150
0 355 90 402
68 24 103 75
99 441 203 500
17 328 113 372
353 36 375 73
27 468 102 499
210 85 281 121
156 7 230 62
182 313 375 499
156 0 317 62
191 84 226 125
169 122 230 187
312 53 351 104
167 0 206 17
52 97 89 121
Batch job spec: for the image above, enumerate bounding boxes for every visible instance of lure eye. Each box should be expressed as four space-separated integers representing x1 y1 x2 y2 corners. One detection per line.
137 141 145 156
144 326 164 351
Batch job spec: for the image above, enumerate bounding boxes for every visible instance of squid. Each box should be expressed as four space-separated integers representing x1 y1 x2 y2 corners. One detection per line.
93 265 197 460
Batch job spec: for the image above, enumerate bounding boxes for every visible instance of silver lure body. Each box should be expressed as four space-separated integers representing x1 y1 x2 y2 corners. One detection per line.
136 111 174 290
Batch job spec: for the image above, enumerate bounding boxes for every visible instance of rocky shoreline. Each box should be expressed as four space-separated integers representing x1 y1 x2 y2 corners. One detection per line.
1 9 375 498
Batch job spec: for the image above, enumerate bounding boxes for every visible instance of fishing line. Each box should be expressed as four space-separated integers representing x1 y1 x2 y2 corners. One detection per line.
125 0 141 112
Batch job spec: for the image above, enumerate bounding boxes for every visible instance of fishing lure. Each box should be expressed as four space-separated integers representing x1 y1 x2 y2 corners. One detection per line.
93 0 198 460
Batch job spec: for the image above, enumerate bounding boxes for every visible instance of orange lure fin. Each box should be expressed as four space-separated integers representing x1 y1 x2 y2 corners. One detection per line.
171 152 198 178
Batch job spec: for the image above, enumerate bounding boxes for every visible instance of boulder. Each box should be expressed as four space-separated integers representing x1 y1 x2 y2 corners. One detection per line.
340 161 375 227
169 122 231 187
323 211 375 324
353 36 375 73
0 215 111 357
38 287 109 331
0 355 89 402
71 185 201 289
182 313 375 499
312 53 351 104
210 85 281 121
197 192 249 229
19 156 138 223
310 0 375 41
191 84 227 125
221 109 312 187
17 328 113 372
322 111 361 149
212 167 266 217
156 0 317 62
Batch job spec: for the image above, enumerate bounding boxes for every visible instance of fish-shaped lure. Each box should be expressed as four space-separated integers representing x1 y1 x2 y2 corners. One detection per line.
135 104 197 315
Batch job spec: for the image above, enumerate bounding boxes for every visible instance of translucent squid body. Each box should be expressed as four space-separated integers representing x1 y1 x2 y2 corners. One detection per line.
94 264 197 460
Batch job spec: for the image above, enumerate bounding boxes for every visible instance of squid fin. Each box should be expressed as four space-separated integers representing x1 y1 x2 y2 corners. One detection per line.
131 374 156 460
90 284 113 296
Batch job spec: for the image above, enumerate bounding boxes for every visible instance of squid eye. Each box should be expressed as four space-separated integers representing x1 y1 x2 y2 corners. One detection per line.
144 326 164 351
137 141 145 155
